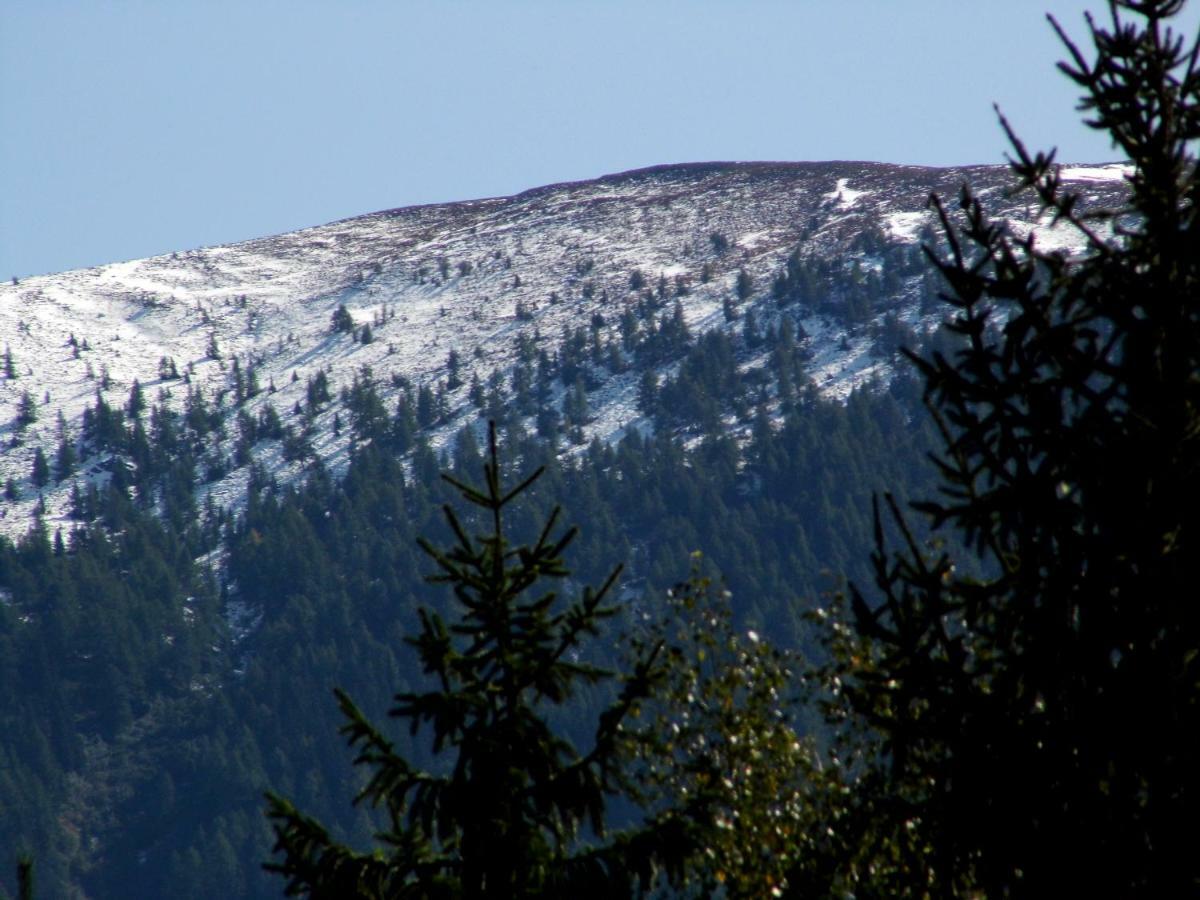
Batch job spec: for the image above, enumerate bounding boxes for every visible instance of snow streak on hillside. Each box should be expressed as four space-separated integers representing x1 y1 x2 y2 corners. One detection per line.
0 161 1128 540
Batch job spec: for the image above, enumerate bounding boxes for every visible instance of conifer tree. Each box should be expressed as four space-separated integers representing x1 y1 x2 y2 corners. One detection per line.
14 391 37 430
331 303 354 334
735 268 753 302
30 447 50 489
808 4 1200 895
265 424 678 898
53 414 75 483
446 349 463 390
126 379 145 420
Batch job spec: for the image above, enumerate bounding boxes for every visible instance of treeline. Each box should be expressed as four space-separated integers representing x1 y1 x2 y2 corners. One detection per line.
0 144 948 894
0 354 941 896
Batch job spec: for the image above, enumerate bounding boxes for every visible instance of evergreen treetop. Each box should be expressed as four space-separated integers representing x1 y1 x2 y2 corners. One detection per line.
808 2 1200 895
265 423 679 898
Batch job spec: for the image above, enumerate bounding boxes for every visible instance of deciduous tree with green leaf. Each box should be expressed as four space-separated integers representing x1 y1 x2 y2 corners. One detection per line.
620 560 815 899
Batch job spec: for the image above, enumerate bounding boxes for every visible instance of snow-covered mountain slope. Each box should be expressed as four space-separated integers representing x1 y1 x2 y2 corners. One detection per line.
0 160 1128 540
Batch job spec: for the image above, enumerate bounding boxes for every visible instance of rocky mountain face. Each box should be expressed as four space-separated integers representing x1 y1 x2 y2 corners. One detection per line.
0 159 1126 541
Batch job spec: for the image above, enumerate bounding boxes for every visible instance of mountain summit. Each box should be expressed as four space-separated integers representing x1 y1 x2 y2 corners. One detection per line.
0 160 1127 539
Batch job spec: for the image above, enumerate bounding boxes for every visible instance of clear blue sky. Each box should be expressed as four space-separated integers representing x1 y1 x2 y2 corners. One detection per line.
1 1 1183 278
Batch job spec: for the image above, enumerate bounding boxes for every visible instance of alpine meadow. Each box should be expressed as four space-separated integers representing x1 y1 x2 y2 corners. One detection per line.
0 2 1197 897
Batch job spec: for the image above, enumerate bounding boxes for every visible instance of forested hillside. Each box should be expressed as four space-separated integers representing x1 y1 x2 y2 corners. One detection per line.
0 276 946 895
5 0 1191 892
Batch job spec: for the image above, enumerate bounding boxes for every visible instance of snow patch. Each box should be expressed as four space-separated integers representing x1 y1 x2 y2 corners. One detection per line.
737 230 771 249
0 161 1126 543
884 211 927 242
826 177 866 208
1058 163 1130 183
